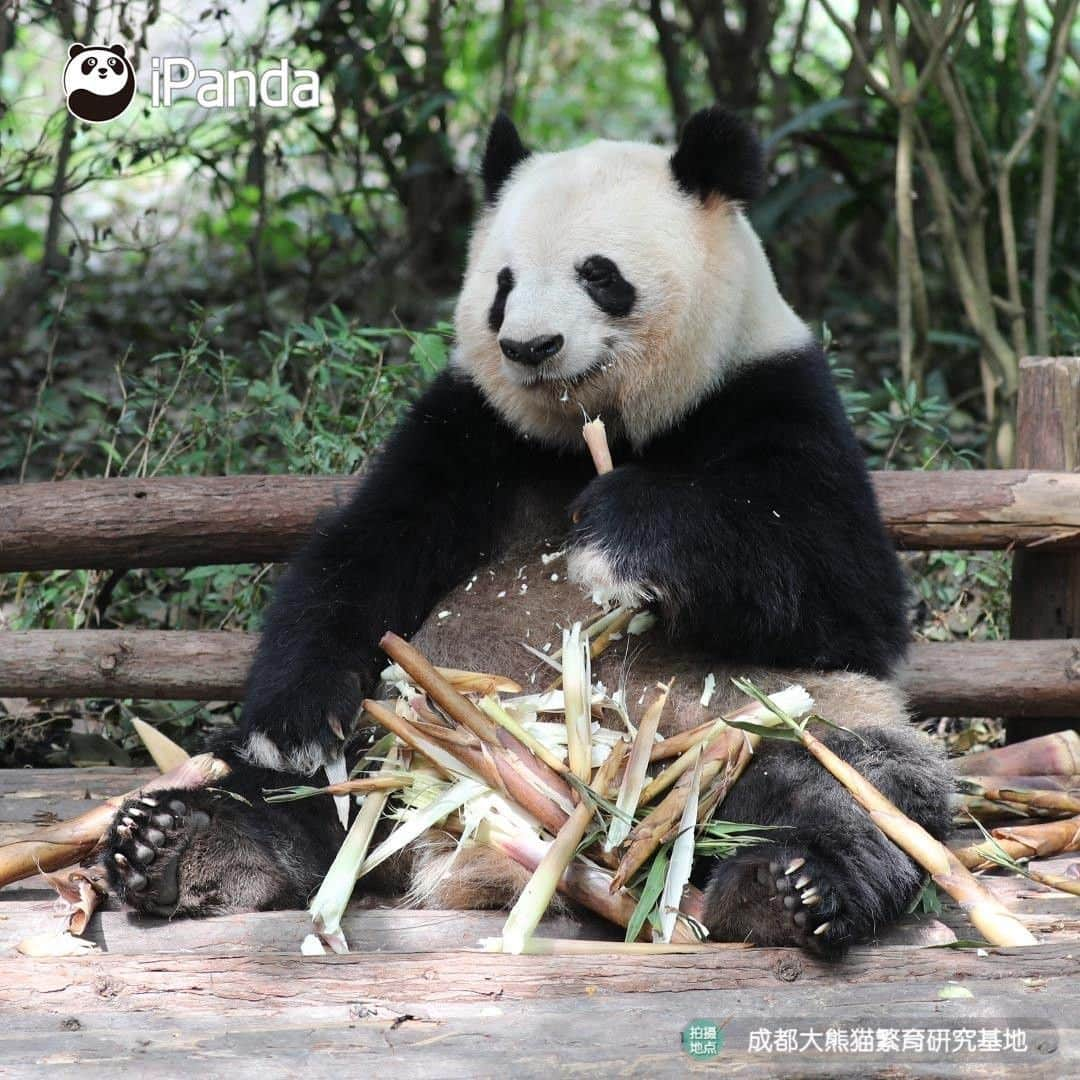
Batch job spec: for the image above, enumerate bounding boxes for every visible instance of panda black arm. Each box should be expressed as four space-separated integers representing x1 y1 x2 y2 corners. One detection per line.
569 348 910 677
240 368 529 770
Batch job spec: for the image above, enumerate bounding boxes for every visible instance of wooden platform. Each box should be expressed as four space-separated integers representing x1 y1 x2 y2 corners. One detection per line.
2 768 1078 1077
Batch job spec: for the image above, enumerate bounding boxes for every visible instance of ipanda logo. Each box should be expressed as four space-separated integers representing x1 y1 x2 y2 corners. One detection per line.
149 57 320 110
63 43 137 123
63 42 321 123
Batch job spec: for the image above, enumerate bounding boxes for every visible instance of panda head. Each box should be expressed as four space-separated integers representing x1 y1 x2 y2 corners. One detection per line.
63 43 136 123
454 107 809 449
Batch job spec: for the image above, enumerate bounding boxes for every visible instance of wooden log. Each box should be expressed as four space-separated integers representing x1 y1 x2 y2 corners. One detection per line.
900 638 1080 718
0 943 1073 1076
0 941 1073 1009
1009 357 1080 740
2 469 1080 572
0 631 254 700
0 475 357 571
2 631 1079 718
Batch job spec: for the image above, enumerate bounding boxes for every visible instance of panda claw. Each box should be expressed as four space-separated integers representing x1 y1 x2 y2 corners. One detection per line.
793 873 811 890
139 796 159 807
784 857 805 876
814 921 831 936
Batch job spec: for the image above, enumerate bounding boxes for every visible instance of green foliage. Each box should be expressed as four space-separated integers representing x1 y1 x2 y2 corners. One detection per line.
0 309 446 763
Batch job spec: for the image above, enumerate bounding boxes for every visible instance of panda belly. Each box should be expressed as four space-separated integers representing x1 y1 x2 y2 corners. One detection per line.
402 531 952 950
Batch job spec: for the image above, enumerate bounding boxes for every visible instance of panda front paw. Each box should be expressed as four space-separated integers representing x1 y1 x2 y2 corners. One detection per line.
568 467 661 609
239 671 360 776
566 542 655 609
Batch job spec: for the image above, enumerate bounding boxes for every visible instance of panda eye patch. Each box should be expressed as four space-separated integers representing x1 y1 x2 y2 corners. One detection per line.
82 57 97 74
576 255 635 318
109 57 122 71
487 266 515 334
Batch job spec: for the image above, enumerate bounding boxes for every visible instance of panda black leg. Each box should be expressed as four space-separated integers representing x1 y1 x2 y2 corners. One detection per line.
103 746 346 918
701 724 952 954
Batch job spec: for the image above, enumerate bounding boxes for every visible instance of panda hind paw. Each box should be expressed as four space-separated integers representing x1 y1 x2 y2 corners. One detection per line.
703 846 857 955
103 790 211 917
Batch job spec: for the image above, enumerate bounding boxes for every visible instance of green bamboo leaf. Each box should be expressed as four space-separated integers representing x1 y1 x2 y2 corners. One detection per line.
625 843 670 943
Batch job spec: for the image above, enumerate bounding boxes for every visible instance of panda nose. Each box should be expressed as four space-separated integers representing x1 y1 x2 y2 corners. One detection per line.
499 334 564 366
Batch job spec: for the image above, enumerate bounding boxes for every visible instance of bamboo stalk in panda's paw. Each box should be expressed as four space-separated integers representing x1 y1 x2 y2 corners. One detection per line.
582 416 614 475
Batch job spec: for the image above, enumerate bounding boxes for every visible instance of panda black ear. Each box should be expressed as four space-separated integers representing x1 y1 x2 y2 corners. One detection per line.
108 43 127 58
482 113 530 204
670 106 766 205
68 43 87 58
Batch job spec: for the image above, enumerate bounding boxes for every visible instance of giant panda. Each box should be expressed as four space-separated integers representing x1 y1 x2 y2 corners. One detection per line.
105 108 952 951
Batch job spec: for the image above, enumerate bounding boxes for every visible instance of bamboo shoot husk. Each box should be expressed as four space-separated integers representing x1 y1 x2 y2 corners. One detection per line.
499 742 626 953
309 747 403 950
972 785 1080 816
612 728 757 891
364 698 570 834
43 865 108 936
381 633 575 807
380 632 502 744
1022 867 1080 897
130 718 190 772
952 815 1080 870
606 682 670 850
953 731 1080 777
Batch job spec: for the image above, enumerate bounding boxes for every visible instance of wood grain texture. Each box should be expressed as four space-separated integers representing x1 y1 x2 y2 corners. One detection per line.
2 469 1080 572
2 631 1079 718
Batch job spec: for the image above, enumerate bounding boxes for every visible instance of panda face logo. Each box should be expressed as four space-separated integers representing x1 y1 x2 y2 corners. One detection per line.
63 43 136 123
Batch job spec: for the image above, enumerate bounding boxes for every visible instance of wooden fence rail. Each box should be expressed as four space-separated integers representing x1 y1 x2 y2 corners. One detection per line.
2 469 1080 572
1 357 1077 723
1 630 1078 718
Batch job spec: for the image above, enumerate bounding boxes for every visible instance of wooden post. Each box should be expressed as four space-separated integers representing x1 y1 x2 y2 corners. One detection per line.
1009 356 1080 741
